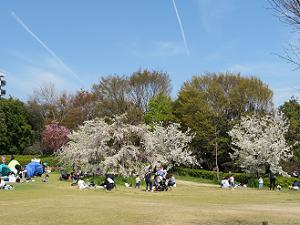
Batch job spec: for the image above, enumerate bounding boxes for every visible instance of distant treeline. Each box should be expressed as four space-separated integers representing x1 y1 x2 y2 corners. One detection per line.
0 69 299 172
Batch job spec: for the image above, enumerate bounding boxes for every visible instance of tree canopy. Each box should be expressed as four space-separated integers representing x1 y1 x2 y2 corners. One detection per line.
0 98 34 154
175 72 273 170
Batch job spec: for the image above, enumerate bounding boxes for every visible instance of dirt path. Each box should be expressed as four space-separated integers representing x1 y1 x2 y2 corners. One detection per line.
176 179 219 187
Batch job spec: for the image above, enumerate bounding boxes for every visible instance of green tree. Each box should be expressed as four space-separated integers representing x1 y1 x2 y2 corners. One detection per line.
144 93 175 125
0 98 34 154
175 72 273 171
279 97 300 171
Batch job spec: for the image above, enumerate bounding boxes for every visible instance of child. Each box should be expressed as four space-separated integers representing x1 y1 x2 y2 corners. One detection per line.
42 173 49 183
258 177 264 189
276 184 282 191
135 175 141 189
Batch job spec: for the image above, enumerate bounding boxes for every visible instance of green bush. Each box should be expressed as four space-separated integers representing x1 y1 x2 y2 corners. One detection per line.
3 155 59 167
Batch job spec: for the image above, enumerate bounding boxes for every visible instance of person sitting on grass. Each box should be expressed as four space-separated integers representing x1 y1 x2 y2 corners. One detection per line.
221 177 230 188
290 180 299 190
0 177 13 190
71 171 80 186
78 179 87 190
167 174 176 188
276 184 282 191
0 177 5 189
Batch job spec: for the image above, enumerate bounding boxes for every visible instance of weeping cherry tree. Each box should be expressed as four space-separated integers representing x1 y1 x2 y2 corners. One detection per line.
58 115 197 176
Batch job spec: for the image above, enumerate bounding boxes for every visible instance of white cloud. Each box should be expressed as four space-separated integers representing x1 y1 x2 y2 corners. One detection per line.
6 52 82 100
7 65 66 95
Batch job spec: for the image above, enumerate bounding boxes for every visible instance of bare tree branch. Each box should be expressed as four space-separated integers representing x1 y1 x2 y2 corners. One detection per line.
269 0 300 68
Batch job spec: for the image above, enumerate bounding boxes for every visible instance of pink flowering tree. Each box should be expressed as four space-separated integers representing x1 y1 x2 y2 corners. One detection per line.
42 123 70 154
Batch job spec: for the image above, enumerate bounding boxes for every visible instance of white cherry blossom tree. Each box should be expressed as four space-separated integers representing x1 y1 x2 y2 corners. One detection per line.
228 112 294 176
58 115 197 176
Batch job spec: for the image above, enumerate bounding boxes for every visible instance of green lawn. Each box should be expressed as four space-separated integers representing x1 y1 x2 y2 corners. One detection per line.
0 174 300 225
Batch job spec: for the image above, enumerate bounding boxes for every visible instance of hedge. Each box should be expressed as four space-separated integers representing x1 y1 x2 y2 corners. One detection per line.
173 167 298 188
3 155 59 167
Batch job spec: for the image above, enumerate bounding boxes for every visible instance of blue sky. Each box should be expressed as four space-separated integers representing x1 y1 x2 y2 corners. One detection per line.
0 0 299 106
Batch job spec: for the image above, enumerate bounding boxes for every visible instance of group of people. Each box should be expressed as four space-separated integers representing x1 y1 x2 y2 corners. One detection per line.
63 162 177 192
257 171 299 191
134 163 176 192
263 171 298 191
60 169 116 191
0 155 24 190
220 169 300 191
221 174 240 188
0 155 50 190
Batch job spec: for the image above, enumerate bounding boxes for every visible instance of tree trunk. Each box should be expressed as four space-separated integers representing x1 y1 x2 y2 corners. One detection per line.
215 140 220 182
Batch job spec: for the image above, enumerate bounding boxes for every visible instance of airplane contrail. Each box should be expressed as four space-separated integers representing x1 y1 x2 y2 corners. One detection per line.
172 0 190 56
11 11 85 86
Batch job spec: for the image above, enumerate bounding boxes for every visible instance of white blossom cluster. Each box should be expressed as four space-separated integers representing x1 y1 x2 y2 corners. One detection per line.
228 112 294 176
149 123 197 169
58 115 197 176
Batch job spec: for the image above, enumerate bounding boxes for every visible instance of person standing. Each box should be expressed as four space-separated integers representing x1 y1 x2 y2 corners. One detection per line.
269 171 276 190
229 175 235 188
258 177 264 189
1 155 6 164
144 170 153 192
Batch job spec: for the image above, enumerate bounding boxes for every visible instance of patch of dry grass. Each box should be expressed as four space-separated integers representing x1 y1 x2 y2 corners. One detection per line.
0 174 299 225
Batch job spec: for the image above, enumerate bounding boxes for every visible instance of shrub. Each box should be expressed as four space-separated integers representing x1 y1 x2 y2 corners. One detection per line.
6 155 59 167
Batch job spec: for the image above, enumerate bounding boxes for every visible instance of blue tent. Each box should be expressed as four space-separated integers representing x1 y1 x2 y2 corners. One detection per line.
25 161 44 178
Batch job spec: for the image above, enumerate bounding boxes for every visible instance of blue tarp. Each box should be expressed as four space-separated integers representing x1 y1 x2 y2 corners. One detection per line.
25 161 44 178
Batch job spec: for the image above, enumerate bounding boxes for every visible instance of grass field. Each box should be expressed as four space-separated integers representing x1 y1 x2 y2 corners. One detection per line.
0 174 300 225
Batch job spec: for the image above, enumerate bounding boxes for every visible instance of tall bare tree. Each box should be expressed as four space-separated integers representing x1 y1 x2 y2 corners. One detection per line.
28 82 72 125
92 75 131 117
128 69 171 111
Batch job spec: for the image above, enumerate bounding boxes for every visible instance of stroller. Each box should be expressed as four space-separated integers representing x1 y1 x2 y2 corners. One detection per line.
154 174 168 191
101 174 116 191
